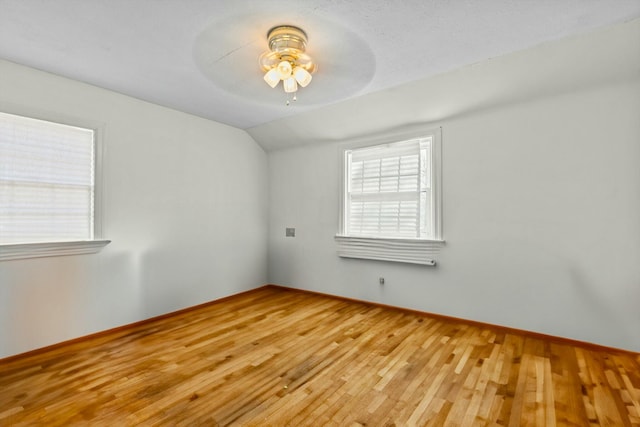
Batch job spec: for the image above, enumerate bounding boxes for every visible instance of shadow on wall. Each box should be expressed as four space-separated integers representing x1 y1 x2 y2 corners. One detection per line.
566 266 638 348
91 248 145 329
4 256 87 357
138 244 252 319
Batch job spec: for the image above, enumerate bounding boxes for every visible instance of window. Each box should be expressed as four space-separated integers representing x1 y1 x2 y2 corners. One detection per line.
336 128 443 265
0 111 109 260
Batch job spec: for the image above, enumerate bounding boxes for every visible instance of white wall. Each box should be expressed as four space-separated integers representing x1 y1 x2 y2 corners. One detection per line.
267 22 640 351
0 60 268 359
1 19 638 359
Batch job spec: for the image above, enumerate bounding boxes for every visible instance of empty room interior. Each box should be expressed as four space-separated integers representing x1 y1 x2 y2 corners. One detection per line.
1 1 639 425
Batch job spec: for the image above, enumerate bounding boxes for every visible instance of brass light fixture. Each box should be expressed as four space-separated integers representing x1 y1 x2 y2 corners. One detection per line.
259 25 316 104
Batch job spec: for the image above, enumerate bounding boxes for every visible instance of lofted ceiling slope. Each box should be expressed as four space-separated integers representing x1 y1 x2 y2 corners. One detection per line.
0 0 639 147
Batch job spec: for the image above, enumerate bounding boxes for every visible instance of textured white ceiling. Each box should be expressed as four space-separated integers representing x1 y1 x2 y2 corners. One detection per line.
1 0 639 130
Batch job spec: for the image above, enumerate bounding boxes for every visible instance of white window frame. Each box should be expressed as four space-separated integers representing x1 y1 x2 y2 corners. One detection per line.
336 127 444 265
0 108 110 261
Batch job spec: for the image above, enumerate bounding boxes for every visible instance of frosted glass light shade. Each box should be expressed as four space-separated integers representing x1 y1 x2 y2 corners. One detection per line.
293 66 312 87
263 68 280 88
283 77 298 93
258 27 317 98
276 61 292 79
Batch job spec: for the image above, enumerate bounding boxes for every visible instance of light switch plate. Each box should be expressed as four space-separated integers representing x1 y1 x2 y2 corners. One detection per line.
286 228 295 237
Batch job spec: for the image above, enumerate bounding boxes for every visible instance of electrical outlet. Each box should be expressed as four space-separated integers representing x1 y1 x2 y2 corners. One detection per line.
286 227 295 237
379 277 385 285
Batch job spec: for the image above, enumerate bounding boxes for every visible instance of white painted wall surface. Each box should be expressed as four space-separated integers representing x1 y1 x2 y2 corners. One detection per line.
267 22 640 351
0 60 268 359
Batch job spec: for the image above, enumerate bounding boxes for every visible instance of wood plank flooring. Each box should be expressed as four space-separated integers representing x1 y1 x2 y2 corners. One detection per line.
1 285 639 426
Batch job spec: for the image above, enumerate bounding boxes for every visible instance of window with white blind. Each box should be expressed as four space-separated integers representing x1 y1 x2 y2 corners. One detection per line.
0 111 109 260
336 128 443 265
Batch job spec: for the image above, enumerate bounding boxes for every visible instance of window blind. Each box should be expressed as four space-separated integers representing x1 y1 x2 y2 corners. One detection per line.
0 112 95 244
346 138 431 239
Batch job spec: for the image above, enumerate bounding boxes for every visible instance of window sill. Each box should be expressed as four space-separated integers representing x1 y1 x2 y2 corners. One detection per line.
335 235 444 265
0 240 111 261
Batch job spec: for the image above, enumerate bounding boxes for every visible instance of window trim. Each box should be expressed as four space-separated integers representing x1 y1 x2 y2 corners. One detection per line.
336 126 443 265
0 106 109 261
0 240 111 261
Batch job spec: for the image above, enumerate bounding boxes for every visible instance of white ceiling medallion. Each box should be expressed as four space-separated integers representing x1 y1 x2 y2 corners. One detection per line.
193 14 376 110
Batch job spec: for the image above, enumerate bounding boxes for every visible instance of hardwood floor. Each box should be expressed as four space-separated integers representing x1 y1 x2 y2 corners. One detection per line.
1 285 639 426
